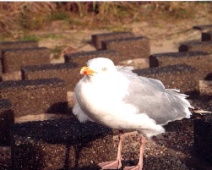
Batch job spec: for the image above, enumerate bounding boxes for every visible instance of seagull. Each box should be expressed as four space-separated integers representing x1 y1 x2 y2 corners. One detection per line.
73 57 192 170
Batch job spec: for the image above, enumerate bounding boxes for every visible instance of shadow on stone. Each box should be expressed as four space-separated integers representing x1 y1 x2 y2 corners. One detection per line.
11 118 114 170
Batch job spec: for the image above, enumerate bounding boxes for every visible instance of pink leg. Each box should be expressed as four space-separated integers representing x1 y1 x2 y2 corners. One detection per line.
124 136 147 170
98 130 124 169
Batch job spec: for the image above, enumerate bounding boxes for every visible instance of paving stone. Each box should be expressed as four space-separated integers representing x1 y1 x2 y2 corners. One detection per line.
0 78 67 117
21 63 80 91
11 118 114 170
202 32 212 41
194 115 212 164
149 51 212 80
2 47 50 73
193 24 212 32
0 99 14 145
133 64 198 95
65 50 121 67
92 32 134 50
102 36 150 59
179 41 212 54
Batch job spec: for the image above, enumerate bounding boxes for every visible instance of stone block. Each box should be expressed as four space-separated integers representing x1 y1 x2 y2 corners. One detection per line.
0 64 2 81
0 78 67 117
0 41 38 80
179 41 212 53
21 63 80 91
2 47 50 73
202 32 212 41
194 115 212 164
65 50 121 67
149 51 212 80
0 41 38 58
1 71 22 81
0 99 14 145
102 36 150 59
11 118 114 170
134 64 198 94
205 72 212 80
193 24 212 32
199 80 212 96
92 32 134 50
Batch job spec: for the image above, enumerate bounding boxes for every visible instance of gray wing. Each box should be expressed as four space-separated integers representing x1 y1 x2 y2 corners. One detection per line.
117 66 192 125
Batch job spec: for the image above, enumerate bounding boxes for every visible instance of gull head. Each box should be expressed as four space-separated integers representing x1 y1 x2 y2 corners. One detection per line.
80 57 117 80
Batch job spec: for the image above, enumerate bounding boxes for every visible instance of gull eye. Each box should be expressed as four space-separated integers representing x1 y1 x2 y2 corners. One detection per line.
102 67 107 71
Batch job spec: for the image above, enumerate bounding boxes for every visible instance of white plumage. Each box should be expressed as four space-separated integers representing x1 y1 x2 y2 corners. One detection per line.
73 57 192 170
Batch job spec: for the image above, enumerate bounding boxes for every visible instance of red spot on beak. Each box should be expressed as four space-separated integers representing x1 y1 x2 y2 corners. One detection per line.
80 66 96 76
83 71 87 75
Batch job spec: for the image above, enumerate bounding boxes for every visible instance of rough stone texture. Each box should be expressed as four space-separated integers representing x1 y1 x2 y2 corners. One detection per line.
1 71 22 81
202 32 212 41
21 63 80 91
149 51 212 80
65 50 121 67
2 47 50 73
102 36 150 59
0 63 2 81
11 118 114 170
92 32 134 50
0 41 38 58
179 41 212 54
0 99 14 145
194 115 212 164
0 146 11 169
193 24 212 32
0 78 67 117
134 64 198 95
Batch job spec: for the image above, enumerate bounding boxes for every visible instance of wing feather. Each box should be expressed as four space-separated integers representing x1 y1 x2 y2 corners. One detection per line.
118 67 192 125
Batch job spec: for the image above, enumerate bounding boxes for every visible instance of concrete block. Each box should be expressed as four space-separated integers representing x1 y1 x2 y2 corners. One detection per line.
0 99 14 145
1 71 22 81
179 41 212 53
199 80 212 96
0 78 67 117
0 41 38 80
202 32 212 41
11 118 114 170
194 115 212 164
102 36 150 59
0 41 38 58
21 63 79 91
134 64 198 94
65 50 121 67
2 47 50 73
149 51 212 80
193 24 212 32
205 72 212 80
92 32 134 50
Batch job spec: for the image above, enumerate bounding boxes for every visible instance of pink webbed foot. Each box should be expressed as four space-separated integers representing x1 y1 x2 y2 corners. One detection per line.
124 165 142 170
98 160 122 169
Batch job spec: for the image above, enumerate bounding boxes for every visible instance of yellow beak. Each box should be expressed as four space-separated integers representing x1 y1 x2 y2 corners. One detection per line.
80 66 96 76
